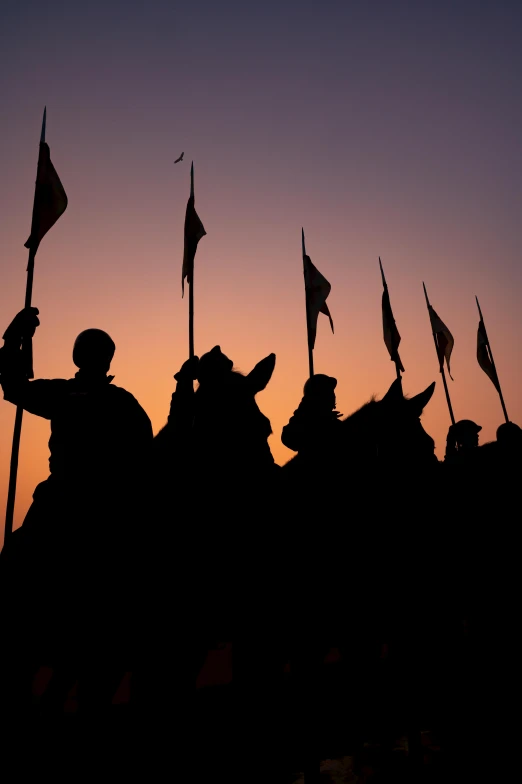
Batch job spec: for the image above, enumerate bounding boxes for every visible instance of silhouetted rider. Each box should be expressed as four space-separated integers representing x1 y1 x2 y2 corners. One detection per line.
0 307 153 518
0 306 154 712
282 373 342 454
444 419 482 465
494 421 522 471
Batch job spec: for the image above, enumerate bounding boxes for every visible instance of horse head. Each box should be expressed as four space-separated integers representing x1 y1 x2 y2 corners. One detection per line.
193 347 277 481
338 378 437 472
377 378 437 467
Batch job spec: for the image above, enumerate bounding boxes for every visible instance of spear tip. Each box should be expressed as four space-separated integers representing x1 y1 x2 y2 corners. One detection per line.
378 256 386 285
40 107 47 143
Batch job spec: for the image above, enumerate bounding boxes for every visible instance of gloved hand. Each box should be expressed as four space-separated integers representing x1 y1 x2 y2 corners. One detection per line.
174 356 199 382
3 307 40 344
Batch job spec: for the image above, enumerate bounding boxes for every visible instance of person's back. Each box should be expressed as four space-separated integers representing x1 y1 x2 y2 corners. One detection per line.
29 377 151 502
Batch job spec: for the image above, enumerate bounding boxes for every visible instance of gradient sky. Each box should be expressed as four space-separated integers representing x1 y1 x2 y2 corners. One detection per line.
2 0 522 545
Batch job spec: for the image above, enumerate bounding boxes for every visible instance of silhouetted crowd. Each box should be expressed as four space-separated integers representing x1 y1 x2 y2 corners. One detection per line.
0 307 519 780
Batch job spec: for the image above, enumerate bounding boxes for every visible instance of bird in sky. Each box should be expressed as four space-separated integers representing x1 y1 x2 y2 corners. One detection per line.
174 152 184 163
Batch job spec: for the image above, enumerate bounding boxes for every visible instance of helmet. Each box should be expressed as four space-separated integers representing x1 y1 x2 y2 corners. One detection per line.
450 419 481 449
303 374 337 396
73 329 115 370
453 419 482 436
496 421 522 445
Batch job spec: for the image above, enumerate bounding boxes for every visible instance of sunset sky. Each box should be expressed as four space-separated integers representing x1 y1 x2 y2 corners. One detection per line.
2 0 522 546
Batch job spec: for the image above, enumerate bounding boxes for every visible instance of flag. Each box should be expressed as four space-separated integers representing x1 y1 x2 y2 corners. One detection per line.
380 259 404 373
303 252 334 350
24 142 68 254
428 305 454 379
477 319 500 393
182 163 206 296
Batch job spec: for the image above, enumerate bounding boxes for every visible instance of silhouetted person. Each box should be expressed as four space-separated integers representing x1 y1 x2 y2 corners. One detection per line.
0 307 153 717
496 421 522 454
444 419 482 464
282 373 342 453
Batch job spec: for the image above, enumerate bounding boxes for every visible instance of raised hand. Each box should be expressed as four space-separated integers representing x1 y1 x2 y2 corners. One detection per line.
174 355 199 382
3 307 40 343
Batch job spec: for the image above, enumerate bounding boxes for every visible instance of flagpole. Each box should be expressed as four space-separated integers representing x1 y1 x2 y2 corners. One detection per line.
476 296 509 423
423 283 456 426
188 162 195 359
302 228 314 377
379 257 402 380
4 109 45 543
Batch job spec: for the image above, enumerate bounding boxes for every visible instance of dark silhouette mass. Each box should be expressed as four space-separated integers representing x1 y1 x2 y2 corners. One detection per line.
1 318 521 782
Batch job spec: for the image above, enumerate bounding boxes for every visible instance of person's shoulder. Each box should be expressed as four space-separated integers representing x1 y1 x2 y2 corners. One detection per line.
108 383 152 420
108 382 136 397
109 383 146 408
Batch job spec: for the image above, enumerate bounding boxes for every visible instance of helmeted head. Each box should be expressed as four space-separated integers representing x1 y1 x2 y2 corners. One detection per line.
452 419 482 449
496 421 522 447
303 374 337 410
73 329 115 374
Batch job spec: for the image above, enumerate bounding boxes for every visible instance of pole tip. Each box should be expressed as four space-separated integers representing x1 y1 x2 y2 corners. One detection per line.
40 107 47 143
378 257 386 284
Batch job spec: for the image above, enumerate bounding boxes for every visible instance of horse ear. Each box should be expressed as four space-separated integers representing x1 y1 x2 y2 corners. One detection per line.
408 382 436 417
246 353 276 393
381 377 404 405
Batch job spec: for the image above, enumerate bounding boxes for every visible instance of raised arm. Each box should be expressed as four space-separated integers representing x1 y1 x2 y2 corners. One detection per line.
0 307 65 419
